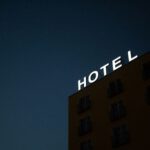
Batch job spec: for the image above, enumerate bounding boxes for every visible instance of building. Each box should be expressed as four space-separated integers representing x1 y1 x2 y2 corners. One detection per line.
68 52 150 150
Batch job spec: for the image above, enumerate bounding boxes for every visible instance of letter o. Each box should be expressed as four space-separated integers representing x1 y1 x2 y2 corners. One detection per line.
88 71 99 83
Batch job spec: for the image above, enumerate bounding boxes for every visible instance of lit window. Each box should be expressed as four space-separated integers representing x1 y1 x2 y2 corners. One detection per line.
112 124 129 148
79 116 92 136
107 79 123 98
142 61 150 80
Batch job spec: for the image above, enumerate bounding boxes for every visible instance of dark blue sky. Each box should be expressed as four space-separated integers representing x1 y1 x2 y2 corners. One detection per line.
0 0 149 150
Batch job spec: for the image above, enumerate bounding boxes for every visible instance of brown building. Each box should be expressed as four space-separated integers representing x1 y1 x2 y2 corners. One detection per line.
69 52 150 150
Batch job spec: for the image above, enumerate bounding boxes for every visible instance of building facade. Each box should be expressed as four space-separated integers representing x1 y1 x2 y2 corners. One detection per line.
69 52 150 150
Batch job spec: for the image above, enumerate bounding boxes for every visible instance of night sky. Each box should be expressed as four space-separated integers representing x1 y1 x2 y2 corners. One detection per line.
0 0 149 150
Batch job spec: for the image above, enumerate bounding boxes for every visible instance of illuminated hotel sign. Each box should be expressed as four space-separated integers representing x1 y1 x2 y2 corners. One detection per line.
78 50 138 91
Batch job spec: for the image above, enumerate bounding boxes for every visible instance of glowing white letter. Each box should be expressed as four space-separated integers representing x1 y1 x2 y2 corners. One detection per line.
88 71 99 83
128 50 138 62
100 63 109 76
112 56 122 71
78 77 86 91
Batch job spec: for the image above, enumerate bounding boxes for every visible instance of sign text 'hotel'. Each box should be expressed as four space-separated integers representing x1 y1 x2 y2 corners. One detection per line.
78 50 138 91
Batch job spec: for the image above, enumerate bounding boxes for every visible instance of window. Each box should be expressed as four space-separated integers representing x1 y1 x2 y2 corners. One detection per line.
107 79 123 98
145 86 150 105
80 140 93 150
79 116 92 136
112 124 129 148
142 61 150 80
78 96 91 113
110 101 126 121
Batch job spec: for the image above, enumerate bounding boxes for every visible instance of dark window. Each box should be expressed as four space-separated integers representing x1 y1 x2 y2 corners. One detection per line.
80 140 93 150
110 101 126 121
112 124 129 148
78 96 91 113
107 79 123 98
145 86 150 105
79 116 92 136
142 61 150 80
